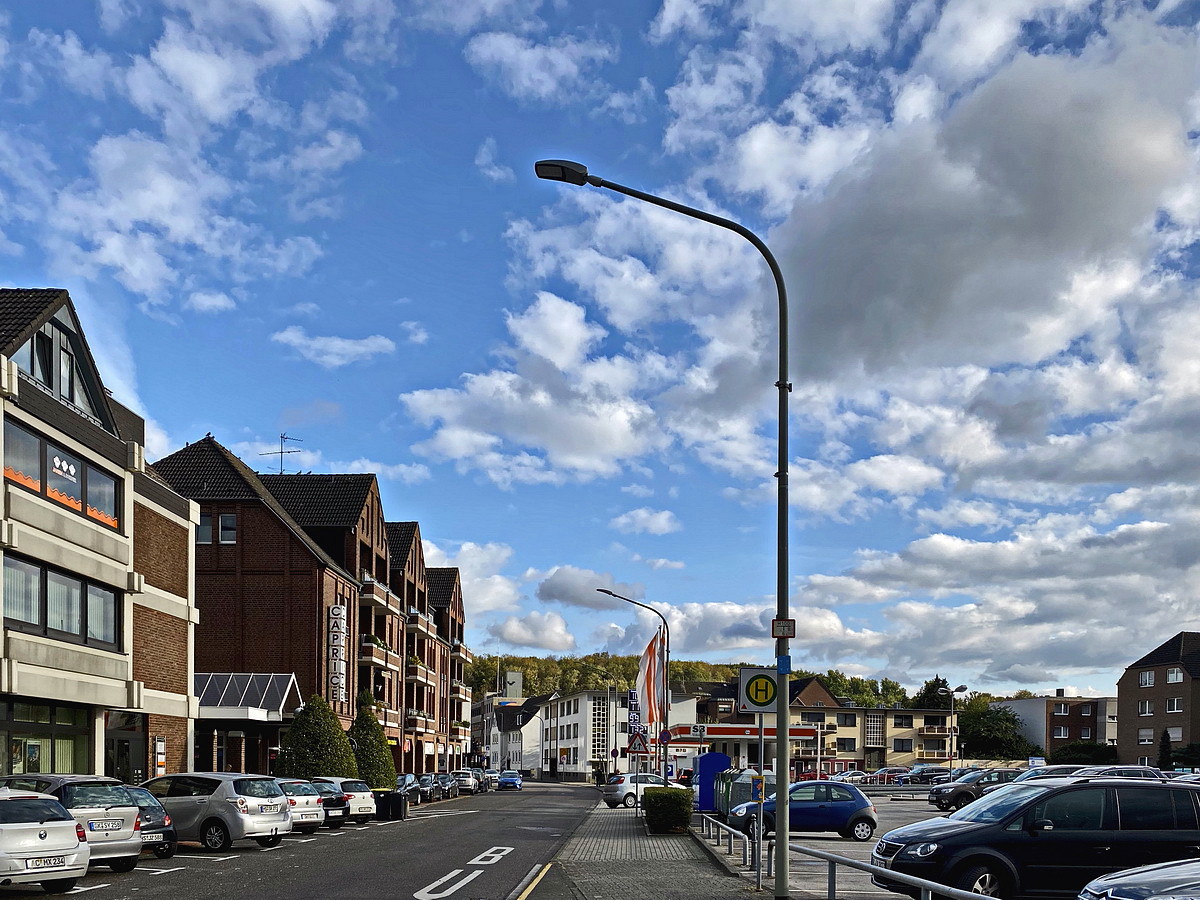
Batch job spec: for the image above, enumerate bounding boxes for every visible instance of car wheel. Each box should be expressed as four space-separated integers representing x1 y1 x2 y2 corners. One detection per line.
956 863 1009 898
109 856 138 873
622 793 636 808
953 795 973 810
254 835 283 848
847 819 875 842
39 879 77 894
935 802 950 811
153 843 177 859
201 819 233 851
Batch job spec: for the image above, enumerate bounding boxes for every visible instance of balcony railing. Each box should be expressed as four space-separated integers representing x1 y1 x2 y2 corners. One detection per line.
450 639 473 662
917 749 950 759
406 661 436 686
360 577 403 615
407 608 437 637
918 725 958 735
451 680 472 701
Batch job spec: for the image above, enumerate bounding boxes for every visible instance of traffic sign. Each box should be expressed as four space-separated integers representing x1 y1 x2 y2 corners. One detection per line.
629 732 650 754
610 748 619 759
739 666 780 713
659 729 672 744
750 775 765 802
771 618 796 638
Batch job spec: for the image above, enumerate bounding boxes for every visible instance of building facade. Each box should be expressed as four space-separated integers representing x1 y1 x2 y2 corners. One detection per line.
992 691 1117 755
0 288 196 782
1118 632 1200 765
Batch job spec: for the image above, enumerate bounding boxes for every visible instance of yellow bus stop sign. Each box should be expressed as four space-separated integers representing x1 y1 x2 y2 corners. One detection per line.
739 667 779 712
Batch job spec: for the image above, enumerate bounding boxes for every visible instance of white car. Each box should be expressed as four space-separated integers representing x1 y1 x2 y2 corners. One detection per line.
312 777 375 824
831 770 869 783
601 773 691 808
451 770 480 794
0 788 90 893
274 779 325 834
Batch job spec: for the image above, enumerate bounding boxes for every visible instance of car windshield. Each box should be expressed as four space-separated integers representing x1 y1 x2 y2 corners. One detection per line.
235 778 284 799
279 781 318 796
0 798 73 823
419 775 434 784
947 783 1053 823
500 771 519 777
61 783 133 808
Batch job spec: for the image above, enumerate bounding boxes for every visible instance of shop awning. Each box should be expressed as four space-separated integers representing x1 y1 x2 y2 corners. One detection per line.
195 673 302 722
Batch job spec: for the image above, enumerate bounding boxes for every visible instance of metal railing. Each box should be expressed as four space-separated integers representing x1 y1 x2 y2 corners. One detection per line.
698 814 751 866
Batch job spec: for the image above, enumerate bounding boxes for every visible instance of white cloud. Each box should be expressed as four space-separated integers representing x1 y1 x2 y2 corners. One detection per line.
488 610 576 651
464 32 617 103
608 507 682 535
399 321 429 345
846 454 944 496
335 457 431 485
424 540 522 615
536 566 643 609
506 292 605 371
270 325 395 368
475 137 514 182
185 290 235 313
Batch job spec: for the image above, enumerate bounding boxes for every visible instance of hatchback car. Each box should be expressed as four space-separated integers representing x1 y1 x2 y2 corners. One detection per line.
729 780 877 842
311 780 349 827
311 777 375 824
274 779 324 834
484 769 500 789
417 774 442 803
141 772 291 850
866 767 911 785
0 789 90 894
601 773 687 807
497 770 524 791
395 774 422 806
873 777 1200 899
471 768 489 792
436 773 459 799
831 770 870 783
451 769 479 794
125 785 177 859
0 775 141 872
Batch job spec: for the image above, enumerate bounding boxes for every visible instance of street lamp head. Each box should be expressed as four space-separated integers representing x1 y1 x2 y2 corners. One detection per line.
953 684 968 693
535 159 593 186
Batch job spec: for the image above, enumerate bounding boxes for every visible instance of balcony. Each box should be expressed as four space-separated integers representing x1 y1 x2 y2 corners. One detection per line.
451 680 472 702
406 709 434 732
407 608 437 638
406 660 436 687
918 725 958 735
383 709 403 730
450 722 470 740
451 639 473 662
360 577 403 616
360 637 403 671
917 750 950 759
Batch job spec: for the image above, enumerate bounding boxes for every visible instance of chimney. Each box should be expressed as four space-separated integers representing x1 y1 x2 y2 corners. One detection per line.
1055 688 1065 697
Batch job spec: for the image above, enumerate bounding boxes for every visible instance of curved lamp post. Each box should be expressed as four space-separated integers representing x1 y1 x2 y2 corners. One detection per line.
938 684 969 773
544 159 791 898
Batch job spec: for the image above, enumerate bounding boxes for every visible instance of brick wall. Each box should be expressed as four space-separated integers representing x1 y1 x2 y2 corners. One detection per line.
132 605 189 694
146 713 190 774
132 502 190 597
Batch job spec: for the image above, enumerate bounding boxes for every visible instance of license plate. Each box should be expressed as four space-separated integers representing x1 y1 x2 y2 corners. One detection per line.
27 856 65 869
88 819 122 831
327 809 344 816
259 804 280 813
357 806 372 813
872 856 890 869
141 833 164 842
298 813 318 820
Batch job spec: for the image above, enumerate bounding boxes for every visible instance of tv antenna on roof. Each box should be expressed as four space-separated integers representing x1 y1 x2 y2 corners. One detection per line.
260 433 303 474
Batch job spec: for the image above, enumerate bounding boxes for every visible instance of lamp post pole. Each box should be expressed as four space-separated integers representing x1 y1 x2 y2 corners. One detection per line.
547 159 790 898
938 684 969 773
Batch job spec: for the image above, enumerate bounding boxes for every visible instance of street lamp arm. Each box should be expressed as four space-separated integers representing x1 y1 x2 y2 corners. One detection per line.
596 587 669 634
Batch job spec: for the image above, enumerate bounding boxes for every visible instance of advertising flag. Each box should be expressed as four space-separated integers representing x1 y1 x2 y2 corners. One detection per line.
636 627 664 729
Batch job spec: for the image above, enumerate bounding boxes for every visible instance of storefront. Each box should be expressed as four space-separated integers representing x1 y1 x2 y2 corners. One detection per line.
1 699 93 775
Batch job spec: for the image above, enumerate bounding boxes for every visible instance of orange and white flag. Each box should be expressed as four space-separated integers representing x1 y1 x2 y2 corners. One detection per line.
636 627 665 729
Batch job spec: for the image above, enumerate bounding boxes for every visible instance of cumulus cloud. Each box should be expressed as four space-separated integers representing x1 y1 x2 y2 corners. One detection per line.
335 457 431 485
270 325 395 368
475 136 513 182
424 540 522 616
608 507 682 535
185 290 235 313
464 32 617 103
536 566 644 610
488 610 576 651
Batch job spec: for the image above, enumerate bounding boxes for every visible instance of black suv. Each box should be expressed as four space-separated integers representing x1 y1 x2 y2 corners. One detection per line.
873 777 1200 899
927 768 1021 810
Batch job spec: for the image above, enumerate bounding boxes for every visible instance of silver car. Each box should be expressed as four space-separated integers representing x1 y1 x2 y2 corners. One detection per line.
311 777 375 824
0 788 89 893
601 772 690 808
0 775 140 872
141 772 292 850
274 779 324 834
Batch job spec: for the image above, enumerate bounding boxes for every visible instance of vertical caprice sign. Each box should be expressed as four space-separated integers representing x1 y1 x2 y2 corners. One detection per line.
328 605 348 702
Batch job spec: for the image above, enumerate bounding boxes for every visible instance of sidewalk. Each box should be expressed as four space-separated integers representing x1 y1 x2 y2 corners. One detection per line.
528 798 757 900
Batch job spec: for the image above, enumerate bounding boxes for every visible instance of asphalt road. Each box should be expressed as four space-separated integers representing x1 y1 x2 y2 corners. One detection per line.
19 782 595 900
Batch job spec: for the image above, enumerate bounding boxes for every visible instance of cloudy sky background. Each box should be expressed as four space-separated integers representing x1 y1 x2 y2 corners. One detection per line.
1 0 1198 696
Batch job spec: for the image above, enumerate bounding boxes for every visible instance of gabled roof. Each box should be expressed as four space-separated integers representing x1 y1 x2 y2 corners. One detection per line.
151 435 352 579
386 522 420 570
427 567 460 608
259 474 376 528
194 673 302 721
1129 632 1200 677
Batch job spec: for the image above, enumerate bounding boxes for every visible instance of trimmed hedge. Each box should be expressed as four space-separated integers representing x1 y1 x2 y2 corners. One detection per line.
349 690 397 789
274 694 358 780
643 787 692 833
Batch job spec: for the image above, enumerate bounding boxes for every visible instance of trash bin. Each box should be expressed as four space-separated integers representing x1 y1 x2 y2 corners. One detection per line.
373 790 405 821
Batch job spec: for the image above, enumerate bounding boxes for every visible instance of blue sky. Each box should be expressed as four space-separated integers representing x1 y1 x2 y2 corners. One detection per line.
2 1 1199 698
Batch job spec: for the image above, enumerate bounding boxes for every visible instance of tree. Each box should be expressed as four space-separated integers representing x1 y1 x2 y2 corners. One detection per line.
349 690 396 788
1172 744 1200 767
275 695 358 780
958 706 1043 760
1047 741 1118 765
1159 728 1174 770
910 676 951 709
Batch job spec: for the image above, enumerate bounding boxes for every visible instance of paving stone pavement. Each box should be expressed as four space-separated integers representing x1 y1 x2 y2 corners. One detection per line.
530 800 759 900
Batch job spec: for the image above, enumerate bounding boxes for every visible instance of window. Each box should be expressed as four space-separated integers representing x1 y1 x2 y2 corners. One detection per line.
1138 728 1154 745
85 466 117 528
892 738 913 753
1080 704 1093 716
836 713 857 727
1053 726 1069 739
1139 700 1154 716
801 712 825 724
893 714 913 728
1168 667 1184 684
1031 788 1105 830
1140 671 1155 688
835 737 856 752
924 715 947 727
218 514 237 543
3 421 120 530
46 444 81 512
197 513 212 543
1116 787 1181 829
1168 727 1183 743
1168 698 1183 713
3 420 41 492
1054 703 1069 716
2 554 120 649
1080 728 1092 739
924 739 946 753
1137 756 1151 765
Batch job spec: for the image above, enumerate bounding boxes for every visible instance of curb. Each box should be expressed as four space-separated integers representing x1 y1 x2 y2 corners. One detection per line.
687 822 751 878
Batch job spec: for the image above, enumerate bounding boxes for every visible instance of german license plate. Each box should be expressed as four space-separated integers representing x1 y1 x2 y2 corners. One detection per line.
27 856 65 869
327 808 344 816
88 819 122 831
259 804 280 813
141 833 164 842
298 812 318 820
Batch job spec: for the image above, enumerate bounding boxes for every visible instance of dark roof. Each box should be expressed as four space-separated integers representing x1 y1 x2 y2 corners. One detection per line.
427 567 459 608
151 435 351 579
0 288 67 355
195 673 301 713
386 522 419 570
259 474 376 528
1129 632 1200 677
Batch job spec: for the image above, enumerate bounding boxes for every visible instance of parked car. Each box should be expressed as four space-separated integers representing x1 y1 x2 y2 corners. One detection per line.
436 773 460 798
471 768 489 792
1078 855 1200 900
274 778 324 834
981 765 1088 795
831 770 869 783
865 766 911 785
1071 765 1169 780
896 766 950 785
483 769 500 789
0 775 142 873
601 772 687 807
451 769 480 794
927 767 1022 810
873 777 1200 900
395 774 422 806
141 772 291 850
311 780 349 827
931 766 983 785
0 788 90 894
676 768 695 787
311 777 375 824
124 785 177 859
497 770 524 792
728 780 877 842
417 774 443 803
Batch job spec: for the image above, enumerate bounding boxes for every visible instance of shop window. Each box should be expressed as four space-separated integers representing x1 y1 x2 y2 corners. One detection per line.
12 704 50 724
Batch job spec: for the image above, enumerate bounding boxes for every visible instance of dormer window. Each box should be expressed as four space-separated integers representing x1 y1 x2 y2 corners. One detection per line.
13 317 101 422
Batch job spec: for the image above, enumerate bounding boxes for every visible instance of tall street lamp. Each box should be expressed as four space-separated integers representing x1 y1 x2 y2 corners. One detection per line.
544 159 791 898
938 684 969 774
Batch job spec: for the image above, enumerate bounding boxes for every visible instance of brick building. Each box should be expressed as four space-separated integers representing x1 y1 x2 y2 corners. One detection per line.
0 288 196 782
992 690 1117 755
1118 632 1200 765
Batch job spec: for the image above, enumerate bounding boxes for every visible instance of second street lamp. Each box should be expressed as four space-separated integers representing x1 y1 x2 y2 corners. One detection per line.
938 684 969 774
545 159 791 899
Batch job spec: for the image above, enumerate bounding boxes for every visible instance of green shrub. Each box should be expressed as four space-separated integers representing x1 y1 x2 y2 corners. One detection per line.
275 694 358 780
643 787 692 833
1046 741 1119 765
349 690 397 788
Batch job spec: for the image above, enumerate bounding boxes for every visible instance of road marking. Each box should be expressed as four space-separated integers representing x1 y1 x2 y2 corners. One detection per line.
67 885 111 893
413 869 481 899
510 864 552 900
133 866 187 875
190 855 238 861
258 844 285 851
467 846 513 865
285 838 317 843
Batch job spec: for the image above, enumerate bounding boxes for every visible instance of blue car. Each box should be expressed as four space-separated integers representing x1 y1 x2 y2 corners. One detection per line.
728 780 876 842
497 770 523 791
